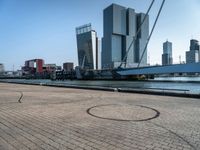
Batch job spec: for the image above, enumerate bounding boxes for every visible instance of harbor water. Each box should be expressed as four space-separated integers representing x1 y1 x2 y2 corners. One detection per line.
1 77 200 95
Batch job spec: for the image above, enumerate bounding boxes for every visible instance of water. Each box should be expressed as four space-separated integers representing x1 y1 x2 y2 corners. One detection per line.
1 77 200 94
154 77 200 82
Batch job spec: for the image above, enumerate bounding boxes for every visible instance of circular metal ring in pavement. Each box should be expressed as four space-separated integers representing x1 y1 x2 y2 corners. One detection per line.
87 104 160 122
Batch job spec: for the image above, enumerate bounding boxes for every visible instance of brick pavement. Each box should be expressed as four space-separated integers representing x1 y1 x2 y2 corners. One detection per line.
0 83 200 150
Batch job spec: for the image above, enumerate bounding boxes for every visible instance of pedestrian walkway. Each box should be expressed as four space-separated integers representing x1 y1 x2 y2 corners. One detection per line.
0 83 199 150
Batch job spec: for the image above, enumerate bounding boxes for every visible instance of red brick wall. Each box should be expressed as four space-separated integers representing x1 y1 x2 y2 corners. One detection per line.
36 59 44 73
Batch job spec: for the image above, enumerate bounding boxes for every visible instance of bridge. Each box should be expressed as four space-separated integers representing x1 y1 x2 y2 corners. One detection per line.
117 63 200 76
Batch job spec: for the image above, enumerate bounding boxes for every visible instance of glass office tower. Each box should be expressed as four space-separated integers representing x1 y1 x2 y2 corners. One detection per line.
76 24 98 70
162 41 173 65
186 39 200 63
102 4 149 69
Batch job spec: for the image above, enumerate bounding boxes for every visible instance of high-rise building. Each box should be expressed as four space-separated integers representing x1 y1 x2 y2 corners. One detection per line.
102 3 149 69
186 39 200 63
76 24 98 70
162 41 173 65
190 39 200 51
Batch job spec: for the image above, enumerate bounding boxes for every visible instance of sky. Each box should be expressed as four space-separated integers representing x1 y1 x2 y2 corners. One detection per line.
0 0 200 70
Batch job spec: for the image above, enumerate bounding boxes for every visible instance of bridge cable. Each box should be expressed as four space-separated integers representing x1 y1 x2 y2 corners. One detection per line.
119 0 155 68
137 0 166 68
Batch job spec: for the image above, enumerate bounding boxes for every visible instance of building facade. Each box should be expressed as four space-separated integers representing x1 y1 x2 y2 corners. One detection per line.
63 62 74 71
102 3 149 69
22 59 44 75
98 39 102 69
76 24 98 70
186 39 200 63
162 41 173 65
0 63 4 74
43 64 57 73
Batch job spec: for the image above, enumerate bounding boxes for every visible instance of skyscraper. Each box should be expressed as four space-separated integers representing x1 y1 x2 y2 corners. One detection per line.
102 3 149 69
162 41 173 65
186 39 200 63
76 24 98 70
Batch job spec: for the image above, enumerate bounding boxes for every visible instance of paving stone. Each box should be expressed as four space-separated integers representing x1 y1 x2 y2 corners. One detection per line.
0 83 200 150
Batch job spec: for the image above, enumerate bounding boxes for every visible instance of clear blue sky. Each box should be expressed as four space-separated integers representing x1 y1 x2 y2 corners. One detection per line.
0 0 200 70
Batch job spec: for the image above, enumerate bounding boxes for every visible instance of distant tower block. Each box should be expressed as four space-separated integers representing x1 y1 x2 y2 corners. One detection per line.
186 39 200 63
162 41 173 65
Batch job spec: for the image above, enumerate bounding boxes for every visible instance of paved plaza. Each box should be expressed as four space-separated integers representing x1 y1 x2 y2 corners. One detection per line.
0 83 200 150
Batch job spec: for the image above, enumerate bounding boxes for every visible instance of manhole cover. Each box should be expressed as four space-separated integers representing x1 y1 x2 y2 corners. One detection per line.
87 104 160 122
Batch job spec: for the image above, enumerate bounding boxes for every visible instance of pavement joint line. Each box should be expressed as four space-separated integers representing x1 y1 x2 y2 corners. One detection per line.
0 113 64 150
0 115 46 150
0 122 30 150
0 131 19 150
148 121 197 150
0 100 129 149
0 106 104 150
